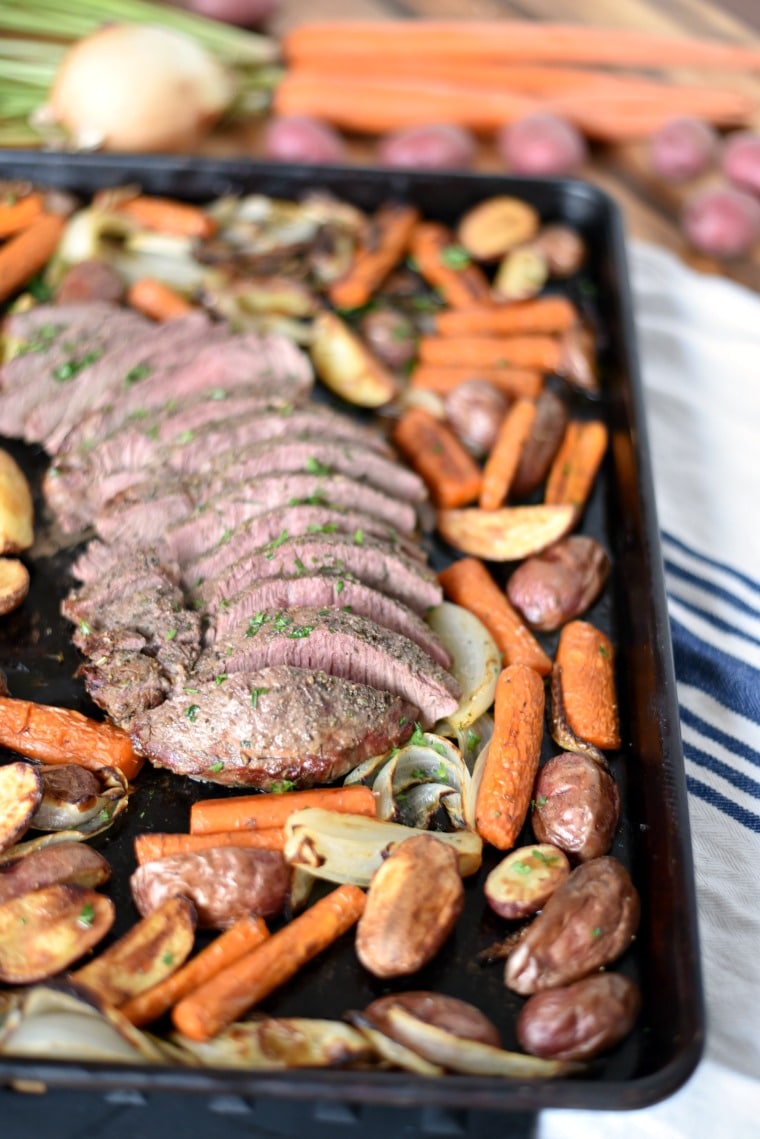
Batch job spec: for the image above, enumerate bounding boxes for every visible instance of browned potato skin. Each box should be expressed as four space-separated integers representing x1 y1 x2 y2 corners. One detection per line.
356 834 464 979
358 306 417 371
507 535 610 632
364 991 501 1048
530 225 587 279
504 856 640 995
55 259 126 305
511 389 568 499
0 557 30 616
0 842 111 905
516 972 641 1060
444 380 509 457
531 753 620 861
130 848 290 930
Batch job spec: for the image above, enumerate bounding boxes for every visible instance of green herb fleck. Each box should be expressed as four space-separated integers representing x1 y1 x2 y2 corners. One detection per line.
208 762 224 774
78 619 92 635
246 611 269 637
433 760 449 782
78 902 95 928
184 686 200 695
177 430 195 445
287 624 313 639
214 674 228 686
53 349 102 383
240 739 252 748
166 627 178 641
335 579 345 595
124 363 152 386
511 860 531 876
262 529 289 554
591 926 603 939
185 704 200 722
251 686 270 709
440 244 471 270
465 729 481 752
208 387 227 400
162 952 175 966
532 849 558 866
305 456 331 476
353 528 364 545
599 644 609 657
307 522 338 534
270 779 296 794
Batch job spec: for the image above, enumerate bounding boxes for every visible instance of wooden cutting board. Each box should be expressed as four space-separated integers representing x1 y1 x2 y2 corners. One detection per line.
212 0 760 291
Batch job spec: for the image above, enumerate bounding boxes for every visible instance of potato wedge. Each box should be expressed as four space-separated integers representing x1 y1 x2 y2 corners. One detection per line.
493 247 548 301
0 842 111 907
437 503 575 560
0 761 43 854
0 558 30 616
310 310 399 408
457 196 540 261
484 844 571 920
0 884 114 983
0 449 34 554
73 895 196 1007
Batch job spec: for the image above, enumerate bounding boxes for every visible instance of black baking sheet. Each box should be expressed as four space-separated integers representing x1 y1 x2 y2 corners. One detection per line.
0 153 703 1113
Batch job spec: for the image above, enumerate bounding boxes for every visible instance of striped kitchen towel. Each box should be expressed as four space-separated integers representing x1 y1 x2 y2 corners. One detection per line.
540 242 760 1137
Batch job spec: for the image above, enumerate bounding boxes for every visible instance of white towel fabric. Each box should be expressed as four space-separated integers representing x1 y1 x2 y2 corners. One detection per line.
539 242 760 1138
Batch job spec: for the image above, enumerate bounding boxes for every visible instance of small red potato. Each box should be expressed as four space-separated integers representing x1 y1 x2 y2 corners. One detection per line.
721 131 760 197
648 116 718 183
377 124 477 171
497 113 587 177
517 972 641 1060
263 114 347 164
166 0 280 26
681 184 760 259
531 752 620 862
484 843 571 920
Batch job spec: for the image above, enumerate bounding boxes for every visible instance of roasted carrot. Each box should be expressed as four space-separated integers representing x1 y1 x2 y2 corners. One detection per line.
435 297 579 338
0 192 44 240
0 212 65 306
554 620 620 750
273 73 540 136
392 407 482 509
480 397 537 511
283 21 760 71
134 829 286 865
126 278 194 322
438 558 551 677
114 195 217 239
410 363 544 401
474 664 546 850
172 883 366 1041
120 916 270 1028
0 696 144 782
418 334 563 372
329 202 419 311
189 785 377 835
544 419 608 510
410 223 493 309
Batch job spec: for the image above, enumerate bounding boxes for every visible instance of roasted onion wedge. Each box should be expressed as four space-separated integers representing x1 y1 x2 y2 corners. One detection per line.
427 602 500 738
437 504 575 561
0 884 114 983
174 1016 374 1070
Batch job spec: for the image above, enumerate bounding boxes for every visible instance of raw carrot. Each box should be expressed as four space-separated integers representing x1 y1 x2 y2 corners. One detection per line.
474 664 546 850
283 21 760 71
127 278 194 322
120 916 270 1028
438 558 551 677
410 223 493 309
0 696 144 782
544 419 608 510
392 406 483 509
410 363 544 400
554 620 620 750
172 883 366 1041
553 87 755 133
480 397 537 511
189 785 377 835
0 212 65 306
0 192 44 240
273 73 540 136
329 202 419 311
134 829 286 865
434 297 579 338
418 334 563 373
114 195 217 239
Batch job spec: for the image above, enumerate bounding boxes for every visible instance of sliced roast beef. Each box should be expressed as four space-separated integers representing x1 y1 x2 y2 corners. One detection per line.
131 666 417 787
195 532 442 615
197 606 459 727
208 573 451 667
78 649 168 728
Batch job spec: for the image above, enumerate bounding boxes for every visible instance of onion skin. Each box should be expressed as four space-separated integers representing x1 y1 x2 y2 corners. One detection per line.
49 25 235 153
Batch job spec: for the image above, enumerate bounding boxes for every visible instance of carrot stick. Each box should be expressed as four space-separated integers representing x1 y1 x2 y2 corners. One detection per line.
410 223 493 309
438 558 551 677
392 406 482 509
134 829 286 865
126 278 194 322
0 213 65 306
273 73 540 135
554 620 620 750
435 297 579 338
0 192 44 240
114 195 217 239
474 664 546 850
172 883 366 1041
120 916 270 1028
329 202 419 311
480 397 537 511
410 363 544 400
0 696 144 782
189 785 377 835
544 420 608 510
283 21 760 71
418 334 563 372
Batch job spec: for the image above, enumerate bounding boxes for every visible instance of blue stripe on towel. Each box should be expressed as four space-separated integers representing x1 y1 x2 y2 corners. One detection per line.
686 771 760 833
670 617 760 724
679 705 760 771
665 589 760 648
662 530 760 600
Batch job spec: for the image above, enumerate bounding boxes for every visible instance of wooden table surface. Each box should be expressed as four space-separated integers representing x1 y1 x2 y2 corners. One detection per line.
212 0 760 292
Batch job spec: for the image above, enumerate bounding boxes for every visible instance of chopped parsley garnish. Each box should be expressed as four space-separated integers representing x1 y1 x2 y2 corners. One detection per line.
334 579 345 595
433 760 450 783
78 619 92 635
307 522 338 534
162 952 175 965
511 860 532 876
166 627 178 641
465 729 481 752
270 779 296 794
250 686 270 709
305 457 332 476
286 624 313 639
440 244 471 269
262 529 289 554
185 704 200 722
78 902 96 928
353 528 364 545
214 673 228 686
246 612 269 637
208 762 224 774
176 430 195 445
124 363 152 386
532 849 558 866
53 349 102 383
208 387 227 400
591 926 603 939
